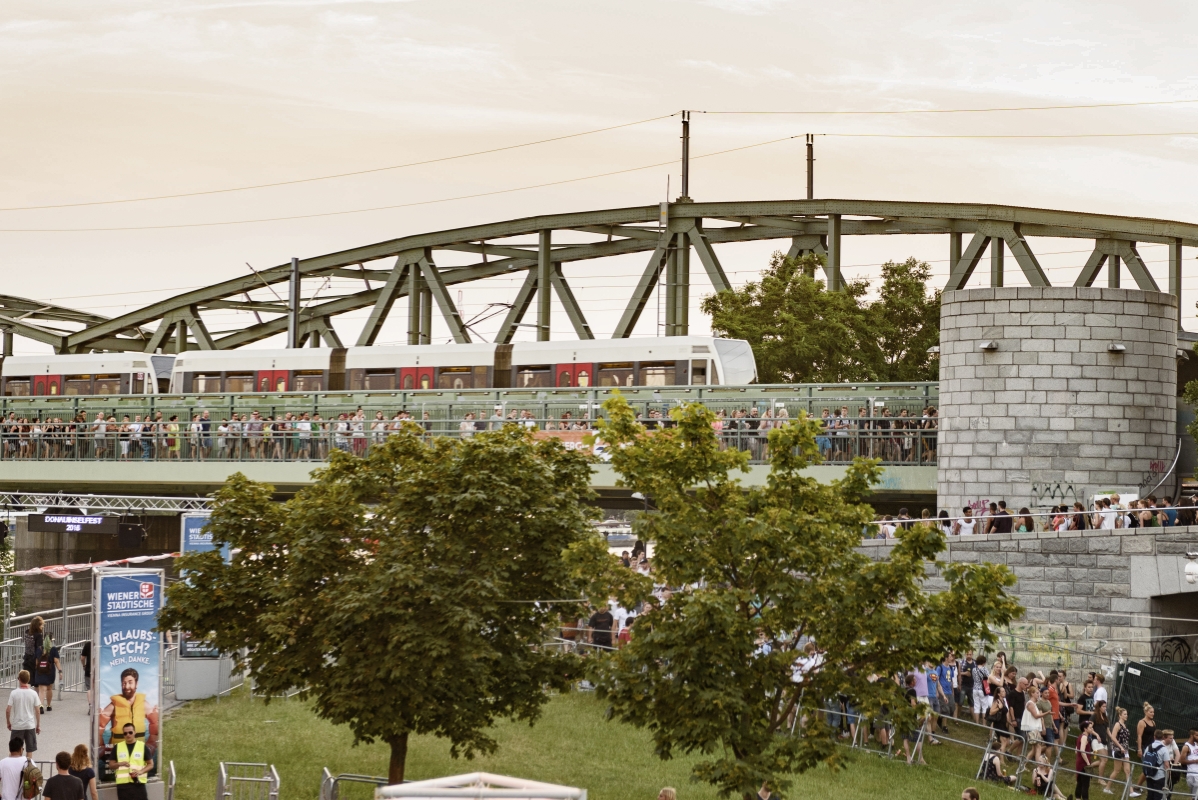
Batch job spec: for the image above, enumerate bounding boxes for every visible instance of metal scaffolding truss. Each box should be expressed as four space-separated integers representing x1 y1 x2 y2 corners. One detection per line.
4 199 1196 355
0 492 210 513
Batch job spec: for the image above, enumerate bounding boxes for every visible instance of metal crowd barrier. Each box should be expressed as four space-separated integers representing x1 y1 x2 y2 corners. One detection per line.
319 768 388 800
216 762 280 800
7 607 93 649
0 412 938 467
166 761 176 800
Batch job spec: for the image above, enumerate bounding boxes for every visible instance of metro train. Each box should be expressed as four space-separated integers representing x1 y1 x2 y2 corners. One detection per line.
0 336 757 396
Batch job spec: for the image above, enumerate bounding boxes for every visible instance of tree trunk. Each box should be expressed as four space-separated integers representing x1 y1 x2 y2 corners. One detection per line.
388 732 409 785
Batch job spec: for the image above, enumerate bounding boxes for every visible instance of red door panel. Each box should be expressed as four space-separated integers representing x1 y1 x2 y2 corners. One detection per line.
33 375 61 396
255 370 288 393
554 363 594 388
401 367 434 390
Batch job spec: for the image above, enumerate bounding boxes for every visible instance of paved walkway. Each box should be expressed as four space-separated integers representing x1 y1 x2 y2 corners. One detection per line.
3 688 90 763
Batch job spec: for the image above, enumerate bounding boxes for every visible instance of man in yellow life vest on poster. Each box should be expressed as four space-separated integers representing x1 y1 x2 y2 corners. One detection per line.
98 668 160 743
107 723 154 800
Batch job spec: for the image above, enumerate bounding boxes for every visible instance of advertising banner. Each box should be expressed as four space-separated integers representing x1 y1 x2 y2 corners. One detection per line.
179 513 223 658
180 513 227 560
93 568 163 784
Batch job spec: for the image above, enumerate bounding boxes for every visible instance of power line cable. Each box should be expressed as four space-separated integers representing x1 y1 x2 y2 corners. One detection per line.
0 135 794 233
702 98 1198 115
0 113 678 212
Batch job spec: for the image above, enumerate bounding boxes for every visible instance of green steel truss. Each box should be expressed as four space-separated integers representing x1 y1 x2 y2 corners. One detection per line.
2 200 1193 354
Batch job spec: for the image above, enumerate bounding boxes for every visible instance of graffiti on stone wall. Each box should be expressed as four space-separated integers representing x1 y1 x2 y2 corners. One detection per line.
1030 482 1080 505
1138 459 1169 495
1152 636 1196 663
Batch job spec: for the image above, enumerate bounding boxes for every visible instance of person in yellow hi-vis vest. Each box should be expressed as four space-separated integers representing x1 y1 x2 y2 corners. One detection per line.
106 723 153 800
98 669 159 743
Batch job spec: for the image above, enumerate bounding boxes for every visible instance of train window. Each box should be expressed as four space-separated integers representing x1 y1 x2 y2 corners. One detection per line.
194 374 222 393
473 366 488 388
711 363 719 384
402 374 414 390
4 380 29 397
95 375 121 395
364 370 395 391
295 371 325 392
64 375 93 396
638 362 673 387
577 369 590 387
517 366 551 388
691 360 708 385
437 367 472 390
225 373 255 393
558 371 571 388
132 374 145 394
597 363 634 387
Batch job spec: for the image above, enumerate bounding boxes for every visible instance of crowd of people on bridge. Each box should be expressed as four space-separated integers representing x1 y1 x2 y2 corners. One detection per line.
0 400 940 465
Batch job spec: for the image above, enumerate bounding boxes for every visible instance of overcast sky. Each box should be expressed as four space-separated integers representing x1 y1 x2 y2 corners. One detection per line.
5 0 1198 352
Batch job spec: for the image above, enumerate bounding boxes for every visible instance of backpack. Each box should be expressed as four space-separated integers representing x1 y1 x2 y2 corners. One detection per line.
21 758 41 800
35 650 52 676
21 633 35 658
1143 741 1167 781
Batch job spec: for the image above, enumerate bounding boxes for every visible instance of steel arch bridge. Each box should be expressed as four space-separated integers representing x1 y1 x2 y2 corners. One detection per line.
2 199 1196 356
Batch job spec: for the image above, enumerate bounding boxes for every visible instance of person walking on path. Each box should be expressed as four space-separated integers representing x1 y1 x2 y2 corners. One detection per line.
68 745 98 800
5 671 39 757
107 723 153 800
33 637 60 712
42 752 84 800
0 736 29 800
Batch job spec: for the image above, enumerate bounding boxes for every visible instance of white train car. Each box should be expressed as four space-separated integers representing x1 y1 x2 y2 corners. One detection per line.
504 336 757 389
0 353 172 396
4 336 757 397
168 348 337 394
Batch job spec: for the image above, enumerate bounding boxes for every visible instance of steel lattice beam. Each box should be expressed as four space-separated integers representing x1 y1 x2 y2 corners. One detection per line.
4 200 1193 355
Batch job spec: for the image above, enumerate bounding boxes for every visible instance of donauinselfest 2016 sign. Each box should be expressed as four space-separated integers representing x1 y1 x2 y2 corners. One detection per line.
93 568 163 784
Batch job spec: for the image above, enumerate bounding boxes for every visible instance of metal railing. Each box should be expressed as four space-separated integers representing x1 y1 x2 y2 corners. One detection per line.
163 644 178 698
7 606 93 649
167 761 176 800
216 762 279 800
319 768 388 800
0 420 939 466
0 381 937 419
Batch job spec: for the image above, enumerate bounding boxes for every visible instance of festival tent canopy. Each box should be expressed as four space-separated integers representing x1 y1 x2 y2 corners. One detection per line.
375 773 586 800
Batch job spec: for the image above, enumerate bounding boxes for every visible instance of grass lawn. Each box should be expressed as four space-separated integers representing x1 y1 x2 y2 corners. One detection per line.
164 689 1027 800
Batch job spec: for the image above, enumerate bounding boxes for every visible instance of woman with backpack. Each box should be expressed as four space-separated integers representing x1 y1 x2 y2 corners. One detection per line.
32 636 60 712
20 618 44 697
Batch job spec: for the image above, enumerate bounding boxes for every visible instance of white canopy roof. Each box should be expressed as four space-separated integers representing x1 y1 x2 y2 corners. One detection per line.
376 772 586 800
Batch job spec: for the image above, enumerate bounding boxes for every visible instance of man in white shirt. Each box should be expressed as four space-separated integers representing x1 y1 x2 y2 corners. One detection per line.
1093 673 1108 705
0 735 28 800
5 670 39 758
1098 498 1117 531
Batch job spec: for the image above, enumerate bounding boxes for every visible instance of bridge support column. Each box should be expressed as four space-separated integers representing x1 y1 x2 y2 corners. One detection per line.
664 244 677 336
537 230 551 341
1171 239 1183 324
675 231 689 336
826 214 841 291
990 239 1004 287
1 329 11 357
937 286 1177 517
1109 254 1120 288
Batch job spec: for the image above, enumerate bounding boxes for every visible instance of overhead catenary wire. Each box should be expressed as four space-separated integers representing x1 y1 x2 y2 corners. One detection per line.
13 127 1198 233
0 135 797 233
700 98 1198 115
0 113 679 212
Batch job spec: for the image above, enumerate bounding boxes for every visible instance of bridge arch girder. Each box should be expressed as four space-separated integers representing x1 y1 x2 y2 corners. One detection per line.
11 200 1196 353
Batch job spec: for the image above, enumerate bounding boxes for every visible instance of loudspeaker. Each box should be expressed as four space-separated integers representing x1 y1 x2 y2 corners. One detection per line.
117 523 145 549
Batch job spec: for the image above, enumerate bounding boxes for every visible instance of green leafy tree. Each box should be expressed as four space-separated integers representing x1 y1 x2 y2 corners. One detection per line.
159 426 632 784
701 252 940 383
592 396 1020 799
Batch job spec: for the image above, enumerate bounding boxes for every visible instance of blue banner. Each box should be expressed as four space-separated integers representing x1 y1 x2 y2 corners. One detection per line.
179 514 224 658
94 569 162 781
180 513 228 560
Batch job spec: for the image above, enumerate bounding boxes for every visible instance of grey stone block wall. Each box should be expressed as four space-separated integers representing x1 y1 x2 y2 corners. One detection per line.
938 287 1177 516
860 527 1198 672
